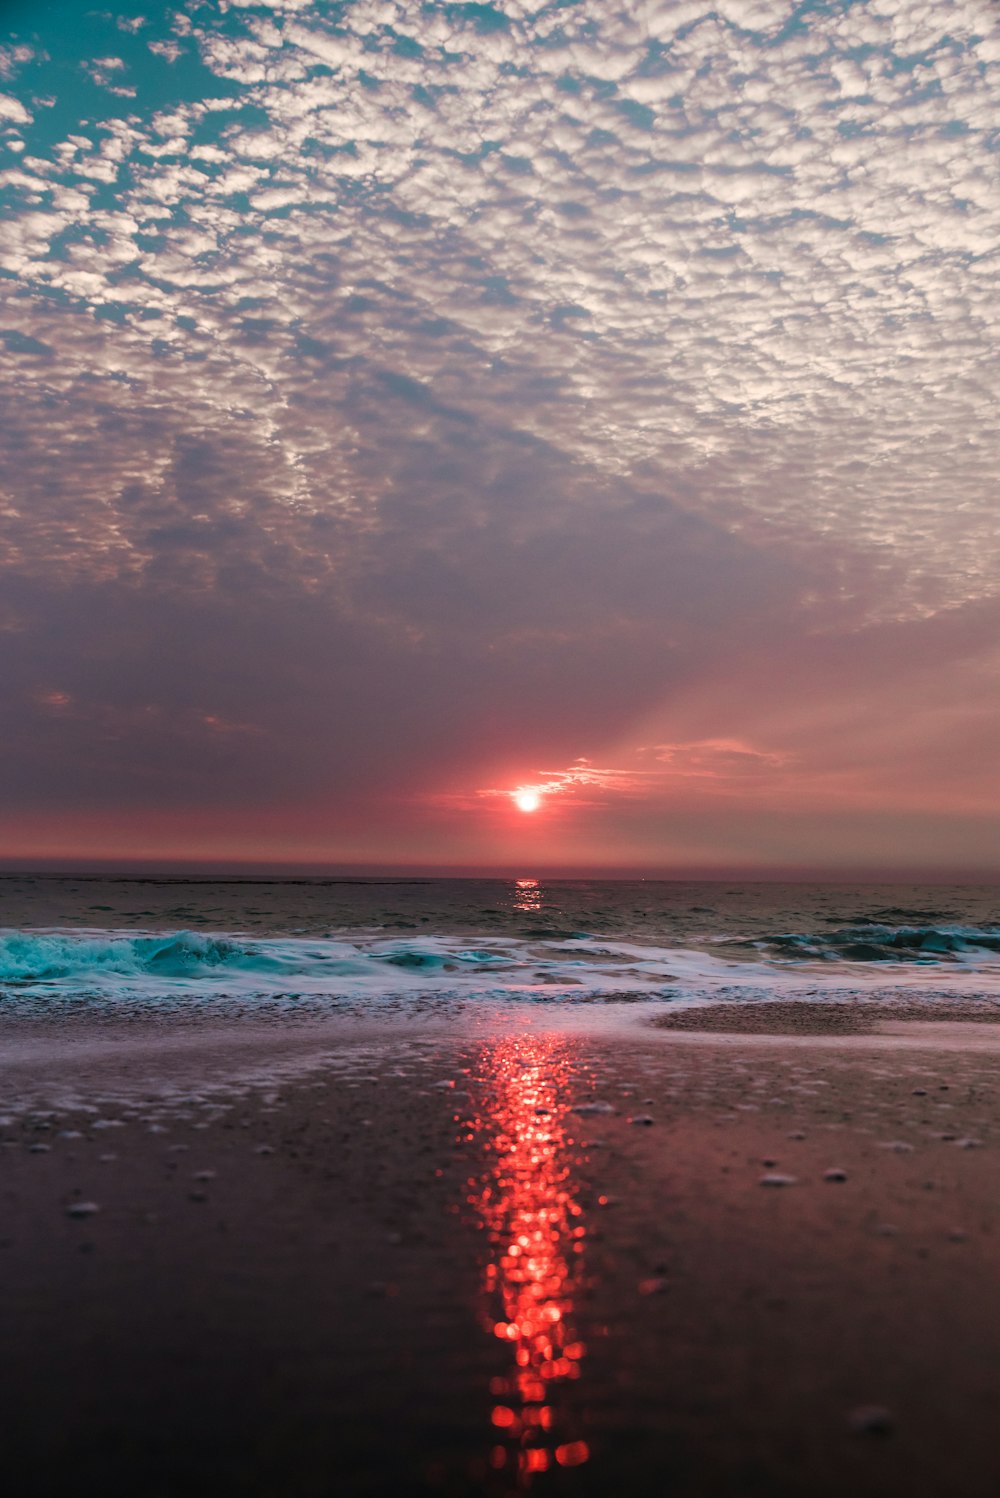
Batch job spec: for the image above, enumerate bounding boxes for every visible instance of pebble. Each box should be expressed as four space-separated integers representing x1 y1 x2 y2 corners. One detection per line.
823 1168 848 1183
629 1114 655 1127
759 1173 797 1187
66 1201 100 1219
571 1101 615 1116
848 1405 893 1436
28 1143 51 1154
192 1169 217 1181
880 1141 914 1153
954 1137 983 1149
254 1144 275 1155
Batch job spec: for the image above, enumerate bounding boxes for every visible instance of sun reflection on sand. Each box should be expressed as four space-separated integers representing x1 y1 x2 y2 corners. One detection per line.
468 1034 591 1487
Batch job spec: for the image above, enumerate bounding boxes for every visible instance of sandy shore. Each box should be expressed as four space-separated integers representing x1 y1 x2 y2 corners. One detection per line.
5 1005 1000 1497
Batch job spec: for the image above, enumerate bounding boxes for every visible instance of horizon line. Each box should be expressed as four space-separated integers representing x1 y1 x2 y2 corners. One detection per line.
2 858 1000 885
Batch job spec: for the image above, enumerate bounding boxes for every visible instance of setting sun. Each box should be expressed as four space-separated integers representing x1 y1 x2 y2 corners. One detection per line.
514 790 542 813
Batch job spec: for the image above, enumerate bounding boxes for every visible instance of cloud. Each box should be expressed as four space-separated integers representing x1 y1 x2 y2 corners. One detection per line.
0 1 996 610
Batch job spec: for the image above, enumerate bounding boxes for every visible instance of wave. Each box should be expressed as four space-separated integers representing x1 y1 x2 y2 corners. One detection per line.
0 930 517 986
4 924 1000 1018
0 927 742 1013
735 924 1000 964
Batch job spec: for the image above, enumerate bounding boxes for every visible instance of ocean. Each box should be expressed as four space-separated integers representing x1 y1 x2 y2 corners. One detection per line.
4 874 1000 1021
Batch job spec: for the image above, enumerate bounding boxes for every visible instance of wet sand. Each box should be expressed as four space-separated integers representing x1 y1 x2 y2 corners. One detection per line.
5 1007 1000 1497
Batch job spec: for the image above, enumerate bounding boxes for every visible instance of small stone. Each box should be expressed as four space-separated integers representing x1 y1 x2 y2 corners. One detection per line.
98 1153 118 1163
912 1088 927 1096
66 1201 100 1219
848 1405 893 1436
92 1119 125 1130
823 1168 848 1183
58 1130 83 1140
629 1114 655 1126
571 1101 615 1116
787 1131 807 1141
29 1143 51 1154
759 1173 797 1187
638 1276 668 1296
189 1189 208 1203
192 1169 217 1181
948 1228 969 1242
254 1144 275 1155
955 1137 983 1149
880 1141 914 1153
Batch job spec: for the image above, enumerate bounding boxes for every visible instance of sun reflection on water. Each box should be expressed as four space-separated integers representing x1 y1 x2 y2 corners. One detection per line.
467 1034 591 1488
512 879 543 915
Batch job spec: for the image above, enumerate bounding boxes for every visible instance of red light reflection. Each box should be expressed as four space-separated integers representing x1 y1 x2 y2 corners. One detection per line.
512 879 543 914
468 1035 591 1487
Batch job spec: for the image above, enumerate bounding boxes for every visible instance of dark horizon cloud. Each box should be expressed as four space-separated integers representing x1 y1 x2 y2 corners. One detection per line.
0 0 998 870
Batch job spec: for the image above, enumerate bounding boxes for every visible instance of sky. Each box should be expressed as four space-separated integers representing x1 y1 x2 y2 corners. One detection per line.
0 0 998 875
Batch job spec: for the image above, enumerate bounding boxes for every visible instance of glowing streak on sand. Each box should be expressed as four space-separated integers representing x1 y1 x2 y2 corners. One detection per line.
467 1035 591 1485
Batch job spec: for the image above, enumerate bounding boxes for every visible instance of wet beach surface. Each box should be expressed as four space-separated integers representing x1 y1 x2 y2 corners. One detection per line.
5 1012 1000 1496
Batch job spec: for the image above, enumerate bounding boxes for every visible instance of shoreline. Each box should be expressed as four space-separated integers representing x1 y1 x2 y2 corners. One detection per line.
6 1006 1000 1495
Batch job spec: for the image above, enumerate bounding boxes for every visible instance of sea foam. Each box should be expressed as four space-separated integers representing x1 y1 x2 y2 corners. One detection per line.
3 923 1000 1018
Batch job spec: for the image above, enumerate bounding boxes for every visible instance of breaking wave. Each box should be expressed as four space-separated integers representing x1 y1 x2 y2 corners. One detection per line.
4 921 1000 1018
737 924 1000 964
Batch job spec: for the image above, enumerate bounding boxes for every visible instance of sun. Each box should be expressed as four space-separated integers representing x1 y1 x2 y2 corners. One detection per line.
513 789 542 813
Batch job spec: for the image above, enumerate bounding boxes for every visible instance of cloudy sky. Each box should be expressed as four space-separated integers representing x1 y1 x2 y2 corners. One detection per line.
1 0 998 873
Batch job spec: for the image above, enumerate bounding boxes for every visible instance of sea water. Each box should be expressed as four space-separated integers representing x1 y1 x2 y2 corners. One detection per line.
3 874 1000 1020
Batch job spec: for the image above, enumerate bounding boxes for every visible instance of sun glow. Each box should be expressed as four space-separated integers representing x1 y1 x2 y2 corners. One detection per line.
514 790 542 813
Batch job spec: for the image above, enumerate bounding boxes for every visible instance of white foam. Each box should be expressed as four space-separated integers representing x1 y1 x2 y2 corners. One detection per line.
3 925 1000 1016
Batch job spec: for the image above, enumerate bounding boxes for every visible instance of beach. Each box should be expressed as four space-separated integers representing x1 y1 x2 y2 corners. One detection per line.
6 1004 1000 1497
